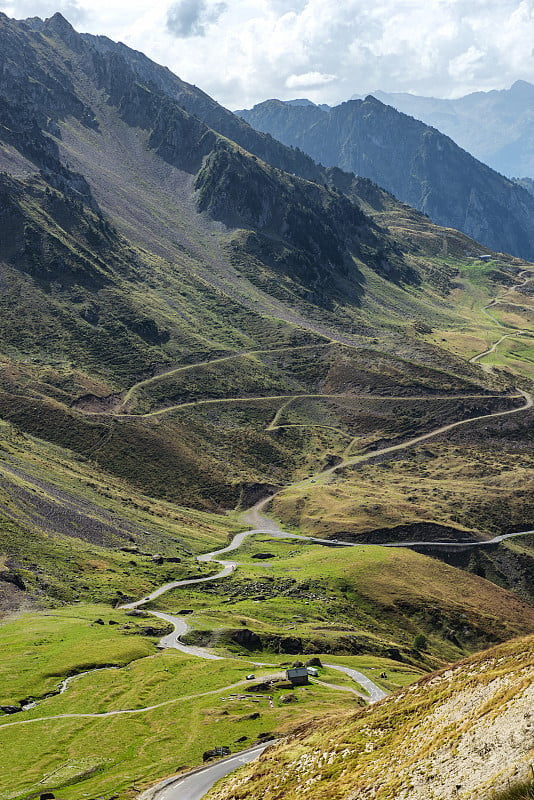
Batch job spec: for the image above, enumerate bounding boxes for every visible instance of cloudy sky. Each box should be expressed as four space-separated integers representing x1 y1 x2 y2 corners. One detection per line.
1 0 534 109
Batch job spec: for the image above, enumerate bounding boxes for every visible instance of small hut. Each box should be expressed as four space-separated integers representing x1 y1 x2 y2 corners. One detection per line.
286 666 309 686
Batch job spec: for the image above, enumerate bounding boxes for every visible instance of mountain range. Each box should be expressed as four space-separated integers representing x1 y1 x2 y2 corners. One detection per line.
1 6 533 654
237 95 534 260
369 81 534 180
0 10 498 510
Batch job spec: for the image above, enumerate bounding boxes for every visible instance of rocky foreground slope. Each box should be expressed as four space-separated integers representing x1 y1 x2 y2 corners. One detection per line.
206 635 534 800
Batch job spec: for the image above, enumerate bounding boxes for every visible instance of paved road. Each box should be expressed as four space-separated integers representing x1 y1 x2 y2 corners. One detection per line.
325 664 388 703
150 611 225 660
379 528 534 548
139 744 271 800
120 562 238 611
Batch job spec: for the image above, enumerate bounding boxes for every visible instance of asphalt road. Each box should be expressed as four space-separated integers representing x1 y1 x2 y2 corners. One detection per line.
141 744 271 800
325 664 387 703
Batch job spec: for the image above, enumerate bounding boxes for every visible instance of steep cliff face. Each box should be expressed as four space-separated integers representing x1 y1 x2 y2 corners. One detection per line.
195 140 412 295
238 96 534 260
74 26 326 184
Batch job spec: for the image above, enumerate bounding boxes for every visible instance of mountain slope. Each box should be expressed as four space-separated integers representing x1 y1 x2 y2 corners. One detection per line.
207 635 534 800
237 96 534 260
0 11 534 610
0 12 524 511
0 12 415 506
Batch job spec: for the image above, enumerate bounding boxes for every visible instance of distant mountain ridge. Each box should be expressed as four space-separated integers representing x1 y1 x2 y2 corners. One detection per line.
237 95 534 260
369 81 534 179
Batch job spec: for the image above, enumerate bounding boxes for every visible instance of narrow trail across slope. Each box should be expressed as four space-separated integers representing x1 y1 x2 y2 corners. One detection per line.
247 388 532 512
479 268 534 330
116 342 335 412
77 267 534 422
0 676 284 730
80 391 523 421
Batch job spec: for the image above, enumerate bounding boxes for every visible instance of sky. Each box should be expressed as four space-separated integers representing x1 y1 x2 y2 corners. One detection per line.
2 0 534 110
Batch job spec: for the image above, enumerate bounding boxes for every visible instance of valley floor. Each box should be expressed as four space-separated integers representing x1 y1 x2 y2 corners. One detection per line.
1 258 534 800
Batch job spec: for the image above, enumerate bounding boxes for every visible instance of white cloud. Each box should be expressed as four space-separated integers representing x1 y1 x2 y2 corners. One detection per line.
286 71 337 89
166 0 226 38
2 0 534 109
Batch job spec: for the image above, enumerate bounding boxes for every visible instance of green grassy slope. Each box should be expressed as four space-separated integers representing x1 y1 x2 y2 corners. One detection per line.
0 420 243 611
0 610 368 800
149 534 534 664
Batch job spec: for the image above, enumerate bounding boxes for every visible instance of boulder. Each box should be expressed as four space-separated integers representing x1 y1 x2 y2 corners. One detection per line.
280 693 297 704
0 571 26 590
203 746 230 762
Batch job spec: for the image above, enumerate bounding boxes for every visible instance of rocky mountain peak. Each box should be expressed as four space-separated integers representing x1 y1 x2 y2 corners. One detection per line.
42 12 86 51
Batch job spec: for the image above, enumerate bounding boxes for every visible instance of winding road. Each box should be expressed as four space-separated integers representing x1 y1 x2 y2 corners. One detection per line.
138 743 272 800
5 268 534 799
129 266 534 799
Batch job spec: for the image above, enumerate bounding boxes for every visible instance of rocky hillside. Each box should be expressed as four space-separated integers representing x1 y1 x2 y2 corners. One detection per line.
0 11 533 608
238 96 534 260
207 635 534 800
0 12 421 504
